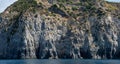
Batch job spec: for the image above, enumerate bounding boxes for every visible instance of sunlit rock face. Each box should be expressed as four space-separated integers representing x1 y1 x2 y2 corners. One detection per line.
0 0 120 59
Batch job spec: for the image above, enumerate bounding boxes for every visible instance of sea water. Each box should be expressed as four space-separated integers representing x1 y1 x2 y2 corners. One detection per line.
0 59 120 64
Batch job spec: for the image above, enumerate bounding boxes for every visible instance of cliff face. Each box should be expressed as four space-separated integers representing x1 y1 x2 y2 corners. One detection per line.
0 0 120 59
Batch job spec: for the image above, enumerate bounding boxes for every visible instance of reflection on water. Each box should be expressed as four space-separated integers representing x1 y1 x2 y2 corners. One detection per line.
0 59 120 64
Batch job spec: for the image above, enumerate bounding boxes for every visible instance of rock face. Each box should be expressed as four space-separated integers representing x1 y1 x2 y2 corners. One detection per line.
0 0 120 59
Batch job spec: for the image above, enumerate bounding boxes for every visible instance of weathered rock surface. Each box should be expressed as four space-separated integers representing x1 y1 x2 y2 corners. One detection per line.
0 0 120 59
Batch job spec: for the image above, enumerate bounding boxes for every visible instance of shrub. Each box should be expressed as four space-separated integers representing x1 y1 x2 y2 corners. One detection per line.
72 7 78 11
11 0 38 13
118 15 120 19
105 3 118 11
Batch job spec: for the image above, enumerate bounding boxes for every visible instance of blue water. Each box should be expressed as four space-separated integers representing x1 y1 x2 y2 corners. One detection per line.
0 59 120 64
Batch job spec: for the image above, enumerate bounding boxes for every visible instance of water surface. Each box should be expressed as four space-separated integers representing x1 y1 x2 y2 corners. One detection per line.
0 59 120 64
